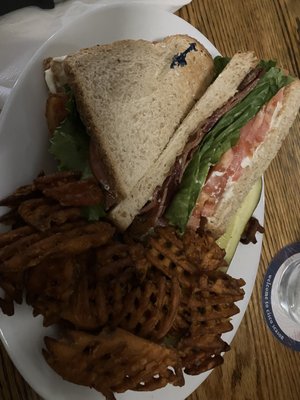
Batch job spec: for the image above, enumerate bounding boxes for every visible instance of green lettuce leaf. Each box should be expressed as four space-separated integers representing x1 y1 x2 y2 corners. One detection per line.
214 56 230 77
81 204 106 221
49 95 105 221
259 59 277 71
165 66 293 232
49 95 92 179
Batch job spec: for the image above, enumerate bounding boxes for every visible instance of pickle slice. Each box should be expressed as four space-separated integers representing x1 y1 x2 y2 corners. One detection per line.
217 178 262 265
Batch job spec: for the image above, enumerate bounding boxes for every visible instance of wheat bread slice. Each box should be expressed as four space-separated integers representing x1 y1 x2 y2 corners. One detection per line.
63 35 214 200
110 52 258 230
205 79 300 238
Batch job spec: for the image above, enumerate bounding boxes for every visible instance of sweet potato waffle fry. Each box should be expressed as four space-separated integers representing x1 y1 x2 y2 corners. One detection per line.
177 332 230 375
43 328 184 400
34 171 81 189
110 273 181 340
0 183 38 208
0 171 100 210
0 221 114 272
0 270 24 315
26 257 80 326
18 198 81 231
42 178 104 206
145 226 227 288
0 175 246 399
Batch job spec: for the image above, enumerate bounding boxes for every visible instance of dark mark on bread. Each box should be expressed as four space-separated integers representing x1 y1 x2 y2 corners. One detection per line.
170 43 197 68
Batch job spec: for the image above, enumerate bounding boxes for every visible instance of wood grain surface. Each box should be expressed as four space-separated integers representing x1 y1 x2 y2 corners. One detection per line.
0 0 300 399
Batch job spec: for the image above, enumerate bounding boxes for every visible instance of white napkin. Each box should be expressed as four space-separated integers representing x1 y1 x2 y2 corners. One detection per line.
0 0 191 110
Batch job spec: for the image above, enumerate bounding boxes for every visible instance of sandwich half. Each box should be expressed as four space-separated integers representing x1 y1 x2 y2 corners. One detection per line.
45 35 215 208
110 52 259 230
111 53 300 237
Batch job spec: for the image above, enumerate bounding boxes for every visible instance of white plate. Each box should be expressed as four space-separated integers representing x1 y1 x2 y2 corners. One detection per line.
0 3 264 400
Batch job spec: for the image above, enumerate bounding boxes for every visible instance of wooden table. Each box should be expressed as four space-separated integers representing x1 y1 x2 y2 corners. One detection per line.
1 0 300 399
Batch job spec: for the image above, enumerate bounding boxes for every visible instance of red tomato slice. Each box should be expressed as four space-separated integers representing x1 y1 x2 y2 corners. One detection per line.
188 87 284 228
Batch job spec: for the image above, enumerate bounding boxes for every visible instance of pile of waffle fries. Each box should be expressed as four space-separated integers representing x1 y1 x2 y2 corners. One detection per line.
0 172 245 400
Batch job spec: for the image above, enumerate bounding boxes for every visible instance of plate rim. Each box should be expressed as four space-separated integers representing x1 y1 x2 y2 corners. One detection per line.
0 3 264 400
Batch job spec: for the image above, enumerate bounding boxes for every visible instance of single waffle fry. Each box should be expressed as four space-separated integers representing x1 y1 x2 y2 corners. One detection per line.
0 225 35 247
18 198 81 231
197 270 245 295
34 171 81 190
177 332 230 375
146 237 197 287
0 270 24 315
145 226 229 288
42 178 104 207
0 209 21 226
143 276 180 339
0 183 37 207
43 328 184 400
184 354 225 375
115 274 181 340
183 228 227 270
26 257 79 325
1 221 115 272
179 302 240 324
0 231 48 264
61 265 102 330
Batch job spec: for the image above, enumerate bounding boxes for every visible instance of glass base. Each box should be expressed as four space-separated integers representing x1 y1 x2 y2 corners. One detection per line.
278 253 300 325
